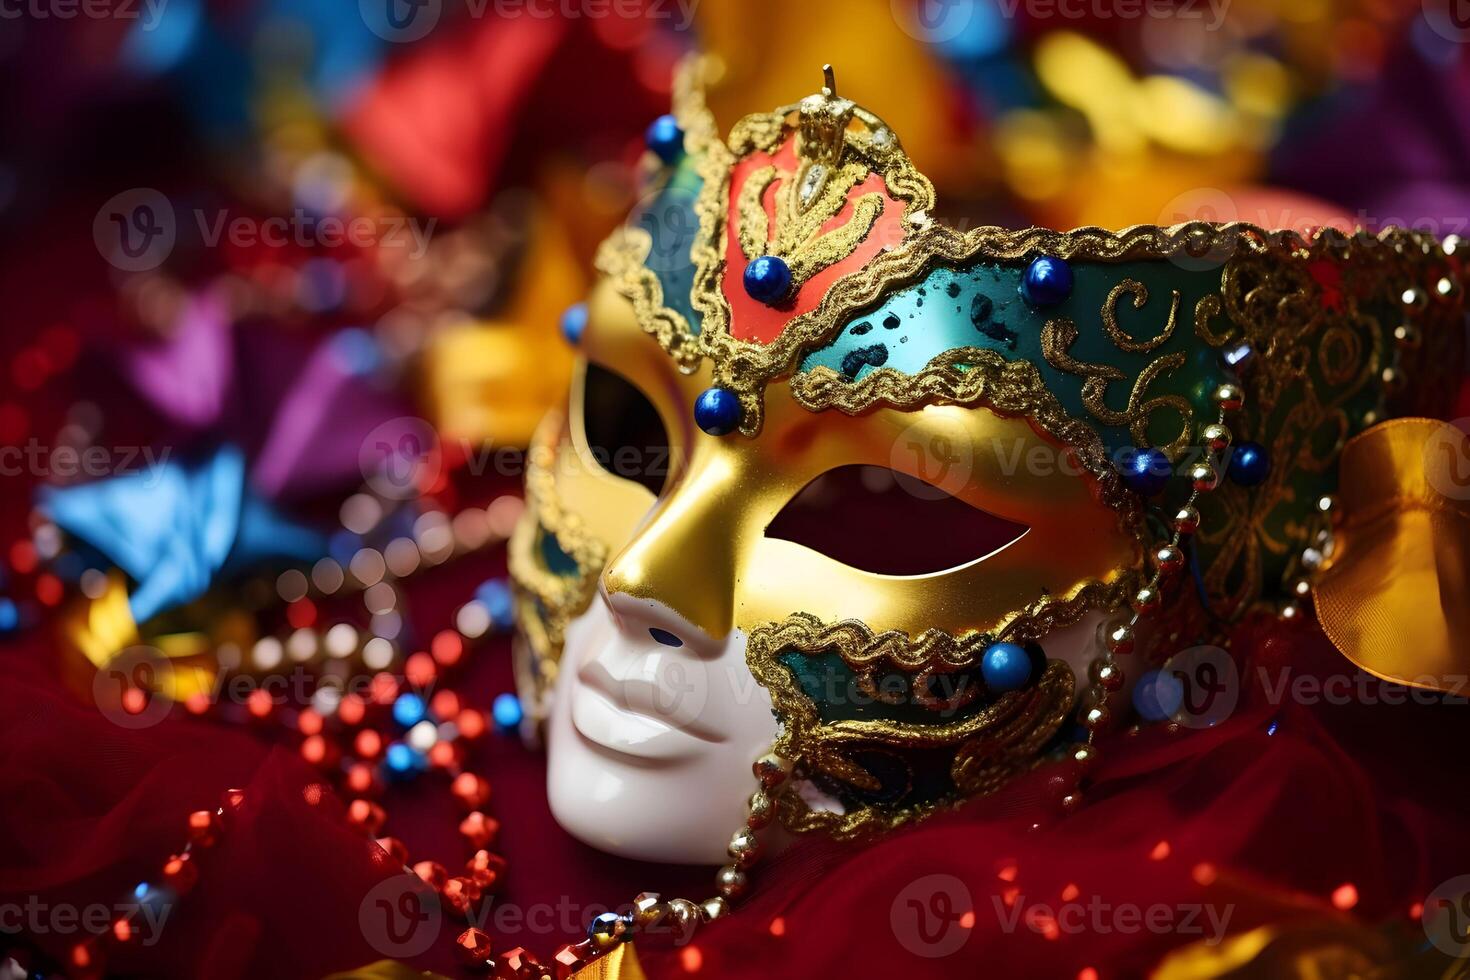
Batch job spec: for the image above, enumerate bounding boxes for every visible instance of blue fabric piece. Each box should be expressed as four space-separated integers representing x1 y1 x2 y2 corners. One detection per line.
39 446 324 624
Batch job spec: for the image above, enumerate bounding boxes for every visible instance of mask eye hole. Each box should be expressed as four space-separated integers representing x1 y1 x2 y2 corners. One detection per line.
576 363 673 498
764 465 1028 575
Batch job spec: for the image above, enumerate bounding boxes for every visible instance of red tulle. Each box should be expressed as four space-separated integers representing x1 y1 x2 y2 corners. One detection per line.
2 609 1465 978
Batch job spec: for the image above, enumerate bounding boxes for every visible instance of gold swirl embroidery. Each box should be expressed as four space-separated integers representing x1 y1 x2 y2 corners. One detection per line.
1102 279 1180 353
735 160 883 294
746 608 1078 839
1041 317 1194 458
1193 293 1233 346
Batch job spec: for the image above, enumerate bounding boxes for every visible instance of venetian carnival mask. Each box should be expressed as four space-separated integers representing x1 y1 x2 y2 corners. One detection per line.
508 57 1468 879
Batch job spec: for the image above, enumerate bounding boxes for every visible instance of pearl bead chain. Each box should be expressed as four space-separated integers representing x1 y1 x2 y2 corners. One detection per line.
1069 383 1245 811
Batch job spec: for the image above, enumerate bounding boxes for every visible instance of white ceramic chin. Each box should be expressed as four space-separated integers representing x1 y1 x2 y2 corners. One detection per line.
546 592 778 865
546 597 1135 865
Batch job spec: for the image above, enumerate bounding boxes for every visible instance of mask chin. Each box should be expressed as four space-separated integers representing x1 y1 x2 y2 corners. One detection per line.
546 593 777 865
544 583 1141 864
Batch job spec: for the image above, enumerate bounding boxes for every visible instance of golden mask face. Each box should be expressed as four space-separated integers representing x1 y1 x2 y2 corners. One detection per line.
548 274 1141 645
512 268 1142 850
509 58 1465 858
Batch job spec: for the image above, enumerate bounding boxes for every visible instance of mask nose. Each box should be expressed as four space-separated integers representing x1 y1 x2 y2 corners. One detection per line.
601 451 763 641
575 590 733 739
601 588 722 658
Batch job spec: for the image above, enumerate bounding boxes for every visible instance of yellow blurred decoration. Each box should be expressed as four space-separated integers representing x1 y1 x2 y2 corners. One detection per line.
1313 418 1470 694
58 571 223 703
693 0 975 191
1153 921 1393 978
421 204 580 449
1002 32 1267 229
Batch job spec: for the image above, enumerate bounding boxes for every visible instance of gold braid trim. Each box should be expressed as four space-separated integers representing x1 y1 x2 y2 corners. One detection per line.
507 414 603 654
695 107 935 435
788 346 1146 535
747 579 1124 840
594 228 701 372
593 54 723 371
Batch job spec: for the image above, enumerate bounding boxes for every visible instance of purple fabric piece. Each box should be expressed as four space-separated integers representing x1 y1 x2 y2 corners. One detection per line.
125 292 234 429
1272 35 1470 228
122 295 409 501
251 339 404 500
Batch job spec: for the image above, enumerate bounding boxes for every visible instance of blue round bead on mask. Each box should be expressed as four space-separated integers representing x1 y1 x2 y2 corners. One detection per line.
645 114 685 164
981 641 1033 693
560 302 588 346
1020 255 1073 307
694 387 742 436
1227 441 1271 486
1119 446 1173 497
743 255 792 305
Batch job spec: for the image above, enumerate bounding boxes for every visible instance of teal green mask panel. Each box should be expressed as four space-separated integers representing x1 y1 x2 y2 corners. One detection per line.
632 153 704 334
797 259 1232 460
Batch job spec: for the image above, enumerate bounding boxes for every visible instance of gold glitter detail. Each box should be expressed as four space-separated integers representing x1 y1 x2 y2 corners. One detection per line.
507 413 603 654
1102 278 1180 353
735 159 884 292
745 607 1075 839
1041 317 1194 459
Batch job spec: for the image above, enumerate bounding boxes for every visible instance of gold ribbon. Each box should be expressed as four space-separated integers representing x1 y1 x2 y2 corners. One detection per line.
1313 418 1470 693
322 944 647 980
